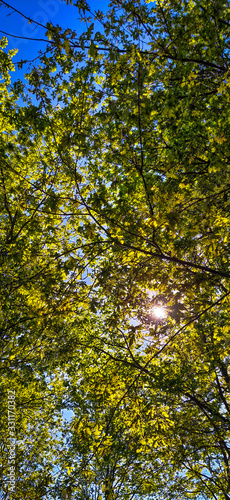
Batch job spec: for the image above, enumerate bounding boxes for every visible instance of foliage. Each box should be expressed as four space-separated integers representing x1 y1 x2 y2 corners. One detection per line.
1 0 230 498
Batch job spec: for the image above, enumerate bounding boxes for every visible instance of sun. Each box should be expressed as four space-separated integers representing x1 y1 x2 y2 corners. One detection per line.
151 305 167 319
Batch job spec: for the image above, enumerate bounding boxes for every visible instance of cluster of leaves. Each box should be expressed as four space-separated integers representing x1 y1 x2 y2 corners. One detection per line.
1 0 230 498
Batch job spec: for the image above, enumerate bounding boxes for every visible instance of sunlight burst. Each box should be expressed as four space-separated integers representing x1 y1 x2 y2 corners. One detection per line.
151 305 167 319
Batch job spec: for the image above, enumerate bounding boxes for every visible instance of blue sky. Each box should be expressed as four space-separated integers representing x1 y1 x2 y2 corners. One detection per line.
0 0 109 66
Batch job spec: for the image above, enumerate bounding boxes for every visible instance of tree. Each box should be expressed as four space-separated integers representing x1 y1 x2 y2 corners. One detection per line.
1 0 230 498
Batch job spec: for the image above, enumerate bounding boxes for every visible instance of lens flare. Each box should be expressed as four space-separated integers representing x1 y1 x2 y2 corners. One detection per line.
151 305 167 319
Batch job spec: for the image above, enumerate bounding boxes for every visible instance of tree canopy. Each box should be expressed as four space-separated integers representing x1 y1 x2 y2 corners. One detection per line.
1 0 230 498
